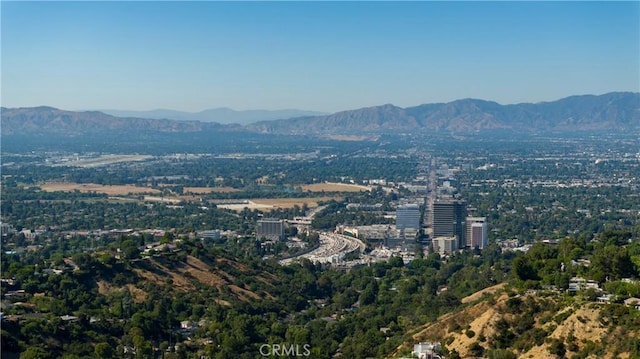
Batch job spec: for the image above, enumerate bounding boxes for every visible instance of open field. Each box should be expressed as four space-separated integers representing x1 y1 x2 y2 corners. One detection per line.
183 186 240 194
144 196 183 203
299 182 372 192
40 182 160 195
38 182 337 209
217 196 338 211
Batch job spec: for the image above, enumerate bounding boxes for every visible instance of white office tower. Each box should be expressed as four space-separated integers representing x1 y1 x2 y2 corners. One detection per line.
396 204 421 231
466 217 488 249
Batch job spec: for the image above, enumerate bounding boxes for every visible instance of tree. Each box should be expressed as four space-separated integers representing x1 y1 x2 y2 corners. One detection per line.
20 346 53 359
548 338 566 358
120 239 140 260
513 256 538 281
388 256 404 268
94 342 115 358
469 342 485 357
591 246 636 282
359 283 377 306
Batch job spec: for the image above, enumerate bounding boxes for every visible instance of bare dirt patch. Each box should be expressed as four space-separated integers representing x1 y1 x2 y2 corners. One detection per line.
446 303 500 357
216 258 249 274
41 182 159 195
180 256 227 287
97 281 147 303
548 306 607 343
128 256 267 303
300 182 372 192
229 284 261 301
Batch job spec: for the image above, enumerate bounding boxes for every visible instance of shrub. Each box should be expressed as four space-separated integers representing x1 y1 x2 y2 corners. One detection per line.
469 342 485 357
548 338 566 357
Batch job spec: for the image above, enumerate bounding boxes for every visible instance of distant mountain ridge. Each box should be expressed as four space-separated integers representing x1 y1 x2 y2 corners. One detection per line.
0 106 240 135
247 92 640 134
99 108 327 125
2 92 639 136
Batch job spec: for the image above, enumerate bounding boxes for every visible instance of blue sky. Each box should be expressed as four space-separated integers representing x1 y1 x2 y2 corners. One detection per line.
2 1 639 113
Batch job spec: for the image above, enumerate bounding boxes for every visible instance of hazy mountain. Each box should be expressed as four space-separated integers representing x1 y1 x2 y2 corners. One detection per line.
0 106 240 135
99 108 328 125
247 92 640 134
3 93 638 137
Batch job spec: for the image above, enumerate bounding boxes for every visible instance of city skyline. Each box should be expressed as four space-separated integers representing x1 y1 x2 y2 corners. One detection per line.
2 1 639 113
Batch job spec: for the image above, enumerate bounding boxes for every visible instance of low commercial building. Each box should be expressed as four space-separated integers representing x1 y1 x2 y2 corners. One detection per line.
412 342 442 359
432 236 458 255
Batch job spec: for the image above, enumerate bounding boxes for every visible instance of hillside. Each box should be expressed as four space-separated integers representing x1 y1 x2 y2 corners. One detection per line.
247 92 640 135
128 255 274 303
114 250 281 306
394 287 640 359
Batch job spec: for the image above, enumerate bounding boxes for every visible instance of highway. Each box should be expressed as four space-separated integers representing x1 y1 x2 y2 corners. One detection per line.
279 232 365 265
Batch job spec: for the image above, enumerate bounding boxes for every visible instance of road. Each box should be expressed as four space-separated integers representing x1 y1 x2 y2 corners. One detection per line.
279 232 365 265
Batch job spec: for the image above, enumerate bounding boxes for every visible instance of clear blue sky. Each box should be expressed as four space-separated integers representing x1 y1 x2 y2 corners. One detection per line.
2 1 639 113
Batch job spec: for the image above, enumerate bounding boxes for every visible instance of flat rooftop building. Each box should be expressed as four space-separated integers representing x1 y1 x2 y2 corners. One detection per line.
432 236 458 255
396 204 421 231
466 217 488 249
256 218 285 241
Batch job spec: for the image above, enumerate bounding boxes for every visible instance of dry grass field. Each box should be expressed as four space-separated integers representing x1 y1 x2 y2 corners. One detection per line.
39 182 342 210
183 186 240 194
217 196 339 211
252 197 337 208
40 182 160 195
299 182 371 192
460 282 506 304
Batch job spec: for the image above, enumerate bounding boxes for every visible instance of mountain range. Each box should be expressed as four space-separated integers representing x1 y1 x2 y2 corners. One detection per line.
98 108 327 125
2 92 639 136
247 92 640 134
0 106 238 136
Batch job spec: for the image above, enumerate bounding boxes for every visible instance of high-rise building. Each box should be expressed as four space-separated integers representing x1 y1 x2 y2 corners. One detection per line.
396 204 421 231
466 217 488 249
256 218 285 241
432 199 466 248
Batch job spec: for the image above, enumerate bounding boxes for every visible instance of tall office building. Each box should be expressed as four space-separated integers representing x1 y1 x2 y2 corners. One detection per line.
256 218 285 241
466 217 488 249
396 204 421 231
432 199 466 248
